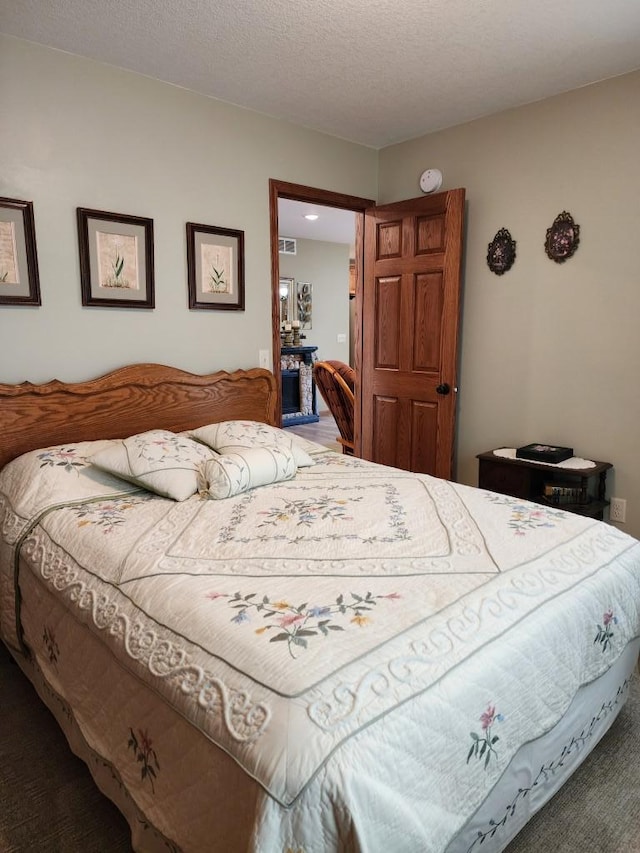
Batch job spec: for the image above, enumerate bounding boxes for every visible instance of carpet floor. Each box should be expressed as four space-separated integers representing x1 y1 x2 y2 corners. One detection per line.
1 642 639 852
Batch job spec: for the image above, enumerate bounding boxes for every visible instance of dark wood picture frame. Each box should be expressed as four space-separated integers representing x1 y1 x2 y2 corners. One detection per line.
0 196 41 306
186 222 245 311
77 207 154 308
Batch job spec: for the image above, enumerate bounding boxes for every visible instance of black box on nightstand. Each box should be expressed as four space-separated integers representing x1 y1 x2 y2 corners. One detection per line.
516 443 573 464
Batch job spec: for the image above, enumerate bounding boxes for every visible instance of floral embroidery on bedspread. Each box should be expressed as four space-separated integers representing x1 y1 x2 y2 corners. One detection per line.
37 447 89 473
307 451 371 469
42 624 60 665
253 485 409 544
257 493 360 529
215 482 412 546
467 704 505 769
128 727 160 793
67 495 154 533
594 610 618 652
484 494 567 535
207 590 401 659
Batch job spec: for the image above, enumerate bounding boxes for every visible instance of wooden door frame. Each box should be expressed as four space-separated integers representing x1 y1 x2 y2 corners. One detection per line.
269 179 375 454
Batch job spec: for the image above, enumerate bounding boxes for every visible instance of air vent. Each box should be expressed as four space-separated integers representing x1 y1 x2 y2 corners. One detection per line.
279 237 297 255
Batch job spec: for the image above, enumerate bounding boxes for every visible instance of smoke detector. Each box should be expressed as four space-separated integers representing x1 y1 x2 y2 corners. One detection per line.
419 169 443 194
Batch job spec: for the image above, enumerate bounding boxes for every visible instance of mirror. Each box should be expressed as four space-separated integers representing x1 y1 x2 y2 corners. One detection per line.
279 277 294 325
279 277 312 330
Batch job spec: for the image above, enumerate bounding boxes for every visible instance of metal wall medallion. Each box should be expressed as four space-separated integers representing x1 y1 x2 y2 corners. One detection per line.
545 211 580 263
487 228 516 275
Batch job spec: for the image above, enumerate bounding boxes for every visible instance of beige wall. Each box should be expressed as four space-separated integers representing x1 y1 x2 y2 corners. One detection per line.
378 71 640 537
279 238 351 412
0 36 377 384
2 34 639 538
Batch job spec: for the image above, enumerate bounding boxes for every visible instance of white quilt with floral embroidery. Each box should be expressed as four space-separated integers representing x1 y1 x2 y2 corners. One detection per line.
1 438 640 853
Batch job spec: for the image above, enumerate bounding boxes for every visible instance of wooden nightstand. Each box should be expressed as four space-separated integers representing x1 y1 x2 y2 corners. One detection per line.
477 449 612 520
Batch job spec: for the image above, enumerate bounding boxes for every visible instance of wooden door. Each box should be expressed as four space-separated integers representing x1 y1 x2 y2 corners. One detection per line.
360 189 465 479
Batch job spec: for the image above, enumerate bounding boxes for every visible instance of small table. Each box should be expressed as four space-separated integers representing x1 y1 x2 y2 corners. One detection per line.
477 449 612 520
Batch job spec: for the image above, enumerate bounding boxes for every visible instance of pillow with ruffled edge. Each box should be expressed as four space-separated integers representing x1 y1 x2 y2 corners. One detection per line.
198 445 297 499
189 420 315 467
89 429 215 501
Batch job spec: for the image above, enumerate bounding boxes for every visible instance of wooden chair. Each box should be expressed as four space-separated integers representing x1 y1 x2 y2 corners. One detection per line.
313 360 355 455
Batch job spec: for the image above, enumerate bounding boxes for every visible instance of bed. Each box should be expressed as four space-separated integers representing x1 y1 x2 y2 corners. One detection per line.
1 362 639 853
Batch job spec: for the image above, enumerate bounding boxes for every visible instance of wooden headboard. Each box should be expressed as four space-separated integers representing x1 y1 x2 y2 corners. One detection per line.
0 363 278 470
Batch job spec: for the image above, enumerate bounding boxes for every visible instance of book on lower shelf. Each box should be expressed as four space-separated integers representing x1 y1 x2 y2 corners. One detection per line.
516 443 573 464
543 482 588 505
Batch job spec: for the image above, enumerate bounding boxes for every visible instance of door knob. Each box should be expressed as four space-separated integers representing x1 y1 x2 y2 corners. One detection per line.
436 383 451 396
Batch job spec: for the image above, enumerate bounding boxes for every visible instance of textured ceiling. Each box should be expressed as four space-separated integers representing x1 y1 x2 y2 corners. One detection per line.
3 0 640 148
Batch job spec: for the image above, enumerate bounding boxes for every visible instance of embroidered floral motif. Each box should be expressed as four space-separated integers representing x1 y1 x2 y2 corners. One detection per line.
37 447 87 474
207 590 401 659
466 679 630 851
42 625 60 664
485 494 565 535
215 482 411 546
135 433 201 464
312 452 370 468
245 484 410 545
594 609 618 651
128 728 160 793
257 494 360 528
69 496 152 533
467 704 505 769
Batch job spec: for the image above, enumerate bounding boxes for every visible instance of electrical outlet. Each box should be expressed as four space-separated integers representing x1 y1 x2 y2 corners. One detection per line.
610 497 626 523
258 349 270 370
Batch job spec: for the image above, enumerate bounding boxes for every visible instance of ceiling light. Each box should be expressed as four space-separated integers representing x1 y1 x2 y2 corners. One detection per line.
304 214 319 221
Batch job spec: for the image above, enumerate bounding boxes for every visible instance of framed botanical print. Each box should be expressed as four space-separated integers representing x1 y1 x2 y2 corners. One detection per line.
77 208 155 308
0 197 41 306
186 222 245 311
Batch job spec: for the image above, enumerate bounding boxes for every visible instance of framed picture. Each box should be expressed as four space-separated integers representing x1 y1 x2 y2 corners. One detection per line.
77 208 154 308
186 222 245 311
0 197 41 306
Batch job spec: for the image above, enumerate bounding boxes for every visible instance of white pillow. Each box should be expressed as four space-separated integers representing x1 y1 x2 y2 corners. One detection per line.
197 445 297 499
189 420 315 467
89 430 214 501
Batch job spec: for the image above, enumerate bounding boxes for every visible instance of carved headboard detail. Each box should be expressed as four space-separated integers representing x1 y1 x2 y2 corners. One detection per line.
0 363 278 470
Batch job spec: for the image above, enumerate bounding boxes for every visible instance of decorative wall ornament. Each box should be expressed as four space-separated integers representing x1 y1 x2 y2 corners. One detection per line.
486 228 516 275
545 211 580 263
296 281 312 330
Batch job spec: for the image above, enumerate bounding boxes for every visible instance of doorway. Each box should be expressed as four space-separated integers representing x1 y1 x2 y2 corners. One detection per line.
269 180 375 455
